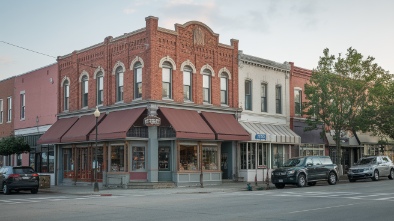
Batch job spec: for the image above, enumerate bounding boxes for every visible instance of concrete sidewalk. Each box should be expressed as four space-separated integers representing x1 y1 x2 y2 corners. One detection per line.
38 175 349 196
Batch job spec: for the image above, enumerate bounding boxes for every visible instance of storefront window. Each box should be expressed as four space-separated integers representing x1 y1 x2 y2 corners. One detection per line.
202 146 218 170
111 145 125 172
179 145 198 171
271 145 283 168
29 149 35 170
159 147 170 171
17 154 22 166
299 144 325 157
248 143 256 169
240 143 247 169
34 145 54 173
132 146 145 170
258 143 268 167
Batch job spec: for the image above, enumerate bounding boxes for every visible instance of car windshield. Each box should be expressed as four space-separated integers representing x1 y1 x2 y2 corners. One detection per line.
358 158 376 165
14 168 35 174
282 158 305 167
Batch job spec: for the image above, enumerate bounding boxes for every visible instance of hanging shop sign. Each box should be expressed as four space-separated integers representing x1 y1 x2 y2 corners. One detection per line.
144 115 161 127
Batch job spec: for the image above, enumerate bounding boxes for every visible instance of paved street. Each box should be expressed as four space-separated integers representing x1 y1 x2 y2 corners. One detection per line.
1 178 394 221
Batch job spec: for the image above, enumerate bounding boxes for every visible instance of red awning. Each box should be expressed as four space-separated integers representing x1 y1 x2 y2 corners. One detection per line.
37 117 79 144
159 107 215 140
89 108 145 140
61 113 106 143
200 112 250 141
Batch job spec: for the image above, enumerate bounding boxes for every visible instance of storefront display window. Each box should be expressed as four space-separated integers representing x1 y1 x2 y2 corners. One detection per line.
132 146 145 170
299 144 324 156
271 145 283 168
240 143 247 169
179 145 198 171
111 145 125 172
248 143 256 169
159 147 170 171
258 143 268 167
33 145 55 173
202 146 218 170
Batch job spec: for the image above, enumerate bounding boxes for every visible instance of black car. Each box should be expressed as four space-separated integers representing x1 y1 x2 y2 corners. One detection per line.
0 166 39 194
271 156 338 189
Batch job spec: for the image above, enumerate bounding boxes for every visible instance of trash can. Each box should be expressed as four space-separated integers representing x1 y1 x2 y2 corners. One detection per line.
39 175 51 189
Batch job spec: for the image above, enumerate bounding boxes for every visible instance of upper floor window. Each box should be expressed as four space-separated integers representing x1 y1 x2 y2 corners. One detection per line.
7 96 12 122
64 80 69 111
0 99 3 123
162 61 172 99
261 83 267 112
276 86 282 114
134 62 142 99
245 80 252 110
295 89 302 115
81 75 88 108
20 92 25 120
220 73 228 105
96 72 104 105
203 69 211 103
116 66 124 102
183 66 193 101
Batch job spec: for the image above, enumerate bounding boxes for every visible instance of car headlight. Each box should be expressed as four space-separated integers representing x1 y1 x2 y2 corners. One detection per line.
271 172 274 176
287 170 295 175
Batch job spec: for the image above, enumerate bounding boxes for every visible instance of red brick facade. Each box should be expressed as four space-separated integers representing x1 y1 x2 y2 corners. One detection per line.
289 62 312 121
58 16 239 113
0 77 15 138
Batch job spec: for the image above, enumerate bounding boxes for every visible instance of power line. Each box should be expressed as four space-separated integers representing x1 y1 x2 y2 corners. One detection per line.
0 40 57 59
0 40 98 69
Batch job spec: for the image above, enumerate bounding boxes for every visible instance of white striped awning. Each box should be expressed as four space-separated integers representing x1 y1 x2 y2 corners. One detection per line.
240 122 300 144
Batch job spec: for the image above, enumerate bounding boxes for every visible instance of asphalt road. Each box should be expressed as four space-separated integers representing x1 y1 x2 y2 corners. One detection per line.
1 178 394 221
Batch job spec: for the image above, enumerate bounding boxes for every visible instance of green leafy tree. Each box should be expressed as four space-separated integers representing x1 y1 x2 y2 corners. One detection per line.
304 48 387 172
0 135 30 156
362 78 394 139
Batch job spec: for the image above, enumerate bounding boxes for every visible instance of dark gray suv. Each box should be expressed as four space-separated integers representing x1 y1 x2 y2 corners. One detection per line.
271 156 338 189
0 166 39 194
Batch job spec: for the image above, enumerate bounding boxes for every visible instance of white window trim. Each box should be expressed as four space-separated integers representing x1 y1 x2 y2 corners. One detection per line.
0 99 3 124
7 96 12 123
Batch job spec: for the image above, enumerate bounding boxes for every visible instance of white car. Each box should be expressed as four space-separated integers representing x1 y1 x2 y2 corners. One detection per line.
347 156 394 182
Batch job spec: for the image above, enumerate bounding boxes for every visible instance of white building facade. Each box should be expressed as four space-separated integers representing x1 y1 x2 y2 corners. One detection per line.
237 51 300 182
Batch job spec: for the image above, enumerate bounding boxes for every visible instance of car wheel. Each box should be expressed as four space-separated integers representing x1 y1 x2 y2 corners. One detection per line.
372 170 379 181
328 172 337 185
3 184 10 195
31 188 38 194
349 179 356 182
275 184 285 189
388 169 394 180
307 182 316 186
297 174 306 187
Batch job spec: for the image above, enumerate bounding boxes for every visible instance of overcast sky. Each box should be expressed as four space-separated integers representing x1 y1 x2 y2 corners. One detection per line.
1 0 393 81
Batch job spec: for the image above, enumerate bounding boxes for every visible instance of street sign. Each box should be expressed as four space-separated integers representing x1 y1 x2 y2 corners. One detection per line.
255 134 266 140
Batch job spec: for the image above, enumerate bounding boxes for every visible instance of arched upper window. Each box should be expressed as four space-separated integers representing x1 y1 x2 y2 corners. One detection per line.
116 66 124 102
162 61 172 99
202 69 211 103
183 66 193 101
96 71 104 105
64 80 69 111
220 72 229 105
81 75 88 108
134 62 142 99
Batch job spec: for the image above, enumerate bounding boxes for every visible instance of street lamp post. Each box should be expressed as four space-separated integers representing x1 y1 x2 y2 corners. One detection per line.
93 107 100 192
